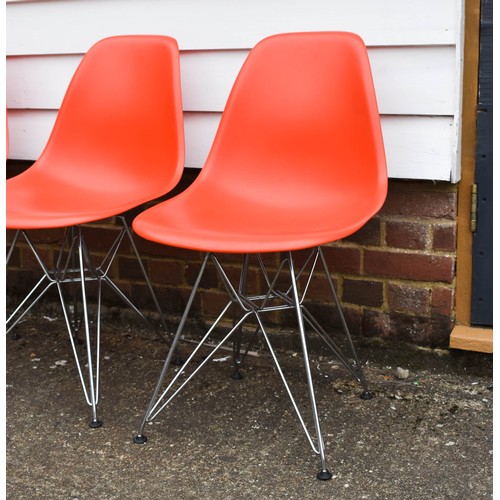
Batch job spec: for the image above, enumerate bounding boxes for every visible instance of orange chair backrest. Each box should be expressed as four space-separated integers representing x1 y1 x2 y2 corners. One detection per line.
34 35 184 198
200 32 387 212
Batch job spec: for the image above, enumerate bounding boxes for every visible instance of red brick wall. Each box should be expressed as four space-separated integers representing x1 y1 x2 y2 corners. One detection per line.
329 180 457 346
7 163 457 347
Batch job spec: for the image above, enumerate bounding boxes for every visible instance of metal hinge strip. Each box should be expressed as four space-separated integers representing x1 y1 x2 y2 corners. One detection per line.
471 183 478 232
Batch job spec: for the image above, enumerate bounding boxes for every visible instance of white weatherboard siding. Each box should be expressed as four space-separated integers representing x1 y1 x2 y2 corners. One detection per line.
6 0 465 181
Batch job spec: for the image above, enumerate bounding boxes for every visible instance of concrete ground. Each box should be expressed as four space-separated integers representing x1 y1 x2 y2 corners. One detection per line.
6 313 493 499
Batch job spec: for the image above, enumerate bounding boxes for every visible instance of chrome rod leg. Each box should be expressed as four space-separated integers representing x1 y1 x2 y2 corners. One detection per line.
6 231 58 339
301 306 365 384
55 234 97 420
148 308 248 422
121 217 170 335
288 252 332 481
256 313 320 455
56 280 93 407
77 228 101 428
232 254 250 379
134 252 211 443
7 231 55 330
68 228 82 338
6 229 21 266
317 247 371 398
101 274 148 319
95 272 103 404
6 277 53 333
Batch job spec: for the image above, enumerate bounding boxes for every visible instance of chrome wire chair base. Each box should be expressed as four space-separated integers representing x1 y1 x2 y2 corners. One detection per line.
135 247 371 479
6 217 168 427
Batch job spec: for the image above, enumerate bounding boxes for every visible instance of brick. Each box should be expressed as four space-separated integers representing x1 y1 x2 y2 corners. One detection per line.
343 218 381 246
257 252 281 266
362 309 453 346
364 250 455 283
128 282 157 311
223 265 260 295
6 268 39 297
343 279 383 307
133 237 173 257
303 274 339 302
431 286 454 316
100 279 131 307
6 245 21 267
134 237 201 261
201 289 234 318
337 305 362 337
432 224 457 252
117 255 144 281
6 229 19 244
302 301 362 336
388 312 454 347
218 253 277 266
158 285 201 317
20 228 66 244
287 249 318 269
321 246 361 275
362 310 392 338
150 259 187 286
82 225 126 254
387 284 430 315
385 221 429 250
139 282 168 311
21 246 52 271
380 182 457 220
185 261 219 289
84 216 116 228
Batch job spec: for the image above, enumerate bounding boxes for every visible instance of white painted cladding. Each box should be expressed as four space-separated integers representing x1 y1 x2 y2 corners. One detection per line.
6 0 465 181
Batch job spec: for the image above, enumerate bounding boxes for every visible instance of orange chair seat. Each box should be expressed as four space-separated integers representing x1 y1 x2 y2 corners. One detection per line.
7 164 165 229
133 180 381 253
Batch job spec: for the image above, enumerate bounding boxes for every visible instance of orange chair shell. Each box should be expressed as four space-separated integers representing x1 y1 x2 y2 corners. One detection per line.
133 32 387 253
7 35 184 230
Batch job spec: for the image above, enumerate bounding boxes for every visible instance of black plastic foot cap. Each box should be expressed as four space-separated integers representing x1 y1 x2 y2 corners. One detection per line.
231 371 244 380
317 469 333 481
360 391 373 400
89 419 103 429
134 434 148 445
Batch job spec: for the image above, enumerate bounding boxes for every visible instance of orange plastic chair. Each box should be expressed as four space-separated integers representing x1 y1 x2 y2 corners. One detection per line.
133 32 387 479
6 35 184 427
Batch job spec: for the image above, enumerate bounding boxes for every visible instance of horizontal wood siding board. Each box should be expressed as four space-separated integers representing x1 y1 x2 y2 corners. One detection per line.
7 109 454 181
7 0 458 55
6 46 457 116
381 115 454 181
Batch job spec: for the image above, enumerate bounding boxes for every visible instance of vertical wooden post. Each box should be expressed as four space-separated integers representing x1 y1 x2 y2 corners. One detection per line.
455 0 481 325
